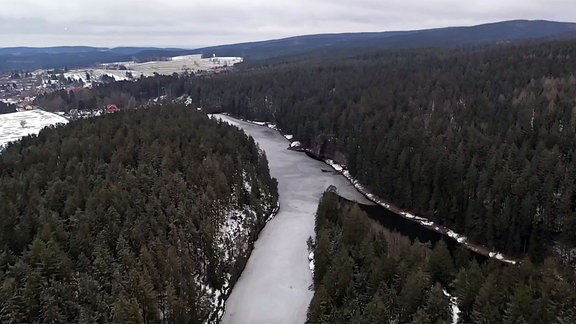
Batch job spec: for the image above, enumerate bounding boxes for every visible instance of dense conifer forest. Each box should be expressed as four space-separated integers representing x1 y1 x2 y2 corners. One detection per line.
29 39 576 321
0 105 278 322
34 74 189 114
34 40 576 261
308 189 576 323
189 40 576 261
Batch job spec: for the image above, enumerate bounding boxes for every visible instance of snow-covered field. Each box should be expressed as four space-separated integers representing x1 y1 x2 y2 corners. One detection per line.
0 110 69 149
214 115 371 324
64 54 243 83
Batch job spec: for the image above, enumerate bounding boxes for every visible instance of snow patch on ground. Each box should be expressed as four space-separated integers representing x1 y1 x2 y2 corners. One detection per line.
242 170 252 193
420 220 434 226
400 211 431 223
240 120 278 131
194 273 228 323
0 109 69 149
443 289 461 324
290 141 302 148
446 230 467 244
308 252 315 275
64 55 243 83
329 161 344 172
489 252 516 264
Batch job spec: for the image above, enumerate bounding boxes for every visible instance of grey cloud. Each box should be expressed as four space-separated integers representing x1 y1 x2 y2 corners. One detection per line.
0 0 574 47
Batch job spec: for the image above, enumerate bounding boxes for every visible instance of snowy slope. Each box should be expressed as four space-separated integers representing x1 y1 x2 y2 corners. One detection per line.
0 110 68 149
63 55 243 84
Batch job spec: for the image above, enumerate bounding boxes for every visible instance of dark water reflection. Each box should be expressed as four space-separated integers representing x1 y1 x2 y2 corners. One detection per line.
352 198 488 263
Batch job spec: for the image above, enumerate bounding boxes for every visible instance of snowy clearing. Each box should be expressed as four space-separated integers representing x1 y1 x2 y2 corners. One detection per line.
290 141 302 148
64 54 243 84
0 110 69 149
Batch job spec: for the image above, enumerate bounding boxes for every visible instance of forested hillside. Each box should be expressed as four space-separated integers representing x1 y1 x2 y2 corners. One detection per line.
308 190 576 323
192 20 576 61
0 105 278 322
187 40 576 261
0 47 193 71
34 74 192 113
32 40 576 262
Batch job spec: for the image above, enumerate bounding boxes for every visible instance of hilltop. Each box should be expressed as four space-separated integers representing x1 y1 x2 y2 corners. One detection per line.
1 20 576 71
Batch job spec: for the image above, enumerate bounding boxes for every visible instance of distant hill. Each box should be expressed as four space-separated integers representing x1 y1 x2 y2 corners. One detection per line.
0 46 107 56
0 47 194 71
191 20 576 60
1 20 575 71
190 31 411 60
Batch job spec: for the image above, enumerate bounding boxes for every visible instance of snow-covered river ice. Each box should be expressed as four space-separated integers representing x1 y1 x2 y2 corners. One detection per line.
215 115 371 324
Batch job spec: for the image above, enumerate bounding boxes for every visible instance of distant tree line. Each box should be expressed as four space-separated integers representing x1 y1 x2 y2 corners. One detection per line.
0 105 278 322
308 190 576 323
34 73 194 112
0 101 16 114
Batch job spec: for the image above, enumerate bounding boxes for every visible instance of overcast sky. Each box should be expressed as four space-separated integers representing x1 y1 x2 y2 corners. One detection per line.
1 0 574 48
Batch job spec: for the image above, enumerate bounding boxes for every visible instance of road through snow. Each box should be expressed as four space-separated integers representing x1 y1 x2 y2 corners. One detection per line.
216 115 371 324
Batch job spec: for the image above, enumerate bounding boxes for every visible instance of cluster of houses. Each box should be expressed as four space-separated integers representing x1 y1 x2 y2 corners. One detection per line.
0 73 39 105
61 104 119 120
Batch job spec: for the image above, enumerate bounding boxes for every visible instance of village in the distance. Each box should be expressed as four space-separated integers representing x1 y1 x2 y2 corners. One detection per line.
1 54 240 109
0 54 242 148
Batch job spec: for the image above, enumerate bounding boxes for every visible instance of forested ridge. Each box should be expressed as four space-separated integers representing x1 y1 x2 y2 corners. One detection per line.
34 73 196 114
33 40 576 261
308 190 576 323
24 38 576 322
182 40 576 262
0 105 278 322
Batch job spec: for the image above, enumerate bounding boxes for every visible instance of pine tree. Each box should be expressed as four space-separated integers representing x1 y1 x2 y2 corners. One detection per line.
307 284 332 323
428 240 455 286
425 283 451 324
452 260 483 322
470 274 504 323
314 228 331 288
398 268 430 320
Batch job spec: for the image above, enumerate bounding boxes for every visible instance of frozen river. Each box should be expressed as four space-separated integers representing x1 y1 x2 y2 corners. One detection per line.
216 115 371 324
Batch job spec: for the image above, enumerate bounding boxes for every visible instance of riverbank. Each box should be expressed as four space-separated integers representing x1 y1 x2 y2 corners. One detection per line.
322 158 518 265
213 114 371 324
210 202 280 322
218 113 519 266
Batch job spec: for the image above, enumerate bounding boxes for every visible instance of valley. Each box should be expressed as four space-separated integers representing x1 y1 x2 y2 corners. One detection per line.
213 114 371 323
2 17 576 323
